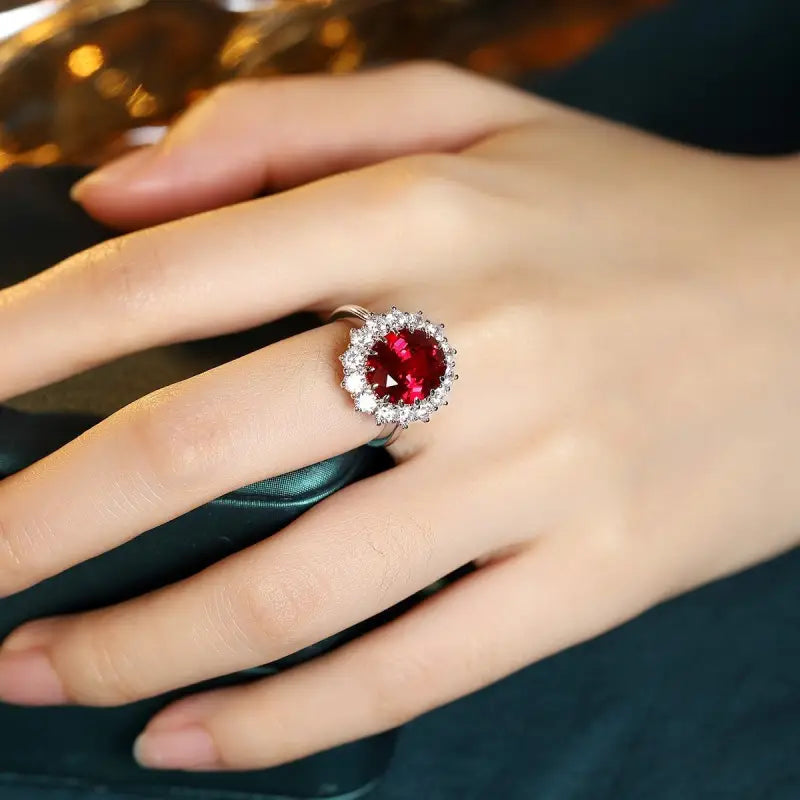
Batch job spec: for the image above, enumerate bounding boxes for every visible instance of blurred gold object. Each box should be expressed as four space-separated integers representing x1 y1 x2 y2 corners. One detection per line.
0 0 667 167
66 42 104 77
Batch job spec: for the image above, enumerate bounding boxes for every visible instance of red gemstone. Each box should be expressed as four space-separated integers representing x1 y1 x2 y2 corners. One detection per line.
367 328 447 405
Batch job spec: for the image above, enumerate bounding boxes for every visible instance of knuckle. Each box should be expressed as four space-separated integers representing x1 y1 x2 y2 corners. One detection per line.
74 636 145 706
63 629 144 706
547 429 639 561
128 386 235 491
380 154 481 234
587 518 634 566
0 518 28 595
360 511 435 601
0 513 54 595
234 566 329 653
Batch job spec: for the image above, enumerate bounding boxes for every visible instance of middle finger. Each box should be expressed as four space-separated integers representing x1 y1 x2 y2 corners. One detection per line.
0 445 546 706
0 155 482 401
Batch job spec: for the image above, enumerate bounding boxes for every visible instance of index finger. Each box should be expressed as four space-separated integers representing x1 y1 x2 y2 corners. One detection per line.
1 150 486 402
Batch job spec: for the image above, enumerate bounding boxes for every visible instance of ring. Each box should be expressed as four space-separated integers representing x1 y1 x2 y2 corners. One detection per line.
330 305 458 447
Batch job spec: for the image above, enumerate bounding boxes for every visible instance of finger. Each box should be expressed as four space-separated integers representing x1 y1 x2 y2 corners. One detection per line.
71 62 544 229
0 323 377 597
2 148 485 401
131 532 657 771
0 448 555 706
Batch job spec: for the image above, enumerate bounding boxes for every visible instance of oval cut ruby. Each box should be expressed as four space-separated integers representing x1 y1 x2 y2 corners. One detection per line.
367 328 447 405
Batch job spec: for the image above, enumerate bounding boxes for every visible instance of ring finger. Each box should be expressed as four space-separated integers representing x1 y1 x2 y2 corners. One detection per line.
0 321 379 597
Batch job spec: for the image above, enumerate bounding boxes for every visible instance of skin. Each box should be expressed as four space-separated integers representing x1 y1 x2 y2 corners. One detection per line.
0 62 798 771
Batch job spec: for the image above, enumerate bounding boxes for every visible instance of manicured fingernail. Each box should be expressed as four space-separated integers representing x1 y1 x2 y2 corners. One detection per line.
0 648 68 706
71 147 157 201
134 725 220 771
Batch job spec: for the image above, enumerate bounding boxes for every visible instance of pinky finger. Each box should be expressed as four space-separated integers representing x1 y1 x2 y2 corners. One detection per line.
133 531 658 771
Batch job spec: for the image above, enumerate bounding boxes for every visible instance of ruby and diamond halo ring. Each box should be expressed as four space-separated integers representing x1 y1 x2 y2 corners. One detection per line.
331 305 458 444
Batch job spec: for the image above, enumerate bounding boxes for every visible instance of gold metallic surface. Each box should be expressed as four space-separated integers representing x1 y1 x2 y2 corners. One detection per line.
0 0 668 166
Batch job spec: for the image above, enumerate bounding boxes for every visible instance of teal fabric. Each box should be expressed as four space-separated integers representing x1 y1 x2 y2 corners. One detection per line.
373 549 800 800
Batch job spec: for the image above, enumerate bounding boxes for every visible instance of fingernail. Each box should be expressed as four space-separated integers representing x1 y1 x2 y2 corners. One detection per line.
134 724 220 771
0 648 68 706
71 147 157 201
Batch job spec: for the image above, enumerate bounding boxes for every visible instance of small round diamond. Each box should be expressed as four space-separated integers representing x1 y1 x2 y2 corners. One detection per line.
344 373 366 394
376 405 398 425
355 393 378 413
342 349 362 371
350 328 368 346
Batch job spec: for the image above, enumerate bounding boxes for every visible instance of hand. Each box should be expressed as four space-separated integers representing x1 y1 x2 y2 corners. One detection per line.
0 63 798 771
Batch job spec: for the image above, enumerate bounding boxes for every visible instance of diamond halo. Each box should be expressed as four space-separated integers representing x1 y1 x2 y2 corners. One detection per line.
339 307 457 429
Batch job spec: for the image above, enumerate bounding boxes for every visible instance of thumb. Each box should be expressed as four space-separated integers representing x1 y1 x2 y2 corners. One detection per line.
72 62 542 230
